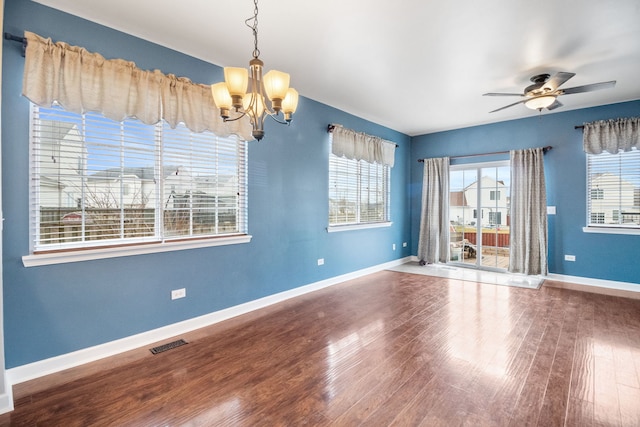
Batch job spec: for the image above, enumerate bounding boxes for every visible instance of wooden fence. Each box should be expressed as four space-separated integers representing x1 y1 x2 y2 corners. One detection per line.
451 229 510 248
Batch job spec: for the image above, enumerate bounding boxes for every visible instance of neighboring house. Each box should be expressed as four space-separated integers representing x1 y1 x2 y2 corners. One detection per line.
38 121 239 213
590 173 639 224
449 190 469 225
450 176 509 228
37 120 86 209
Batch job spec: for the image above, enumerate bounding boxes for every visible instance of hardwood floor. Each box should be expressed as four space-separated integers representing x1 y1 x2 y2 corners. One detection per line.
2 270 640 426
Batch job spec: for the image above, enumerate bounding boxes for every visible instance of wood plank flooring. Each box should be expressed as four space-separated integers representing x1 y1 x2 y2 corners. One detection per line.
2 270 640 426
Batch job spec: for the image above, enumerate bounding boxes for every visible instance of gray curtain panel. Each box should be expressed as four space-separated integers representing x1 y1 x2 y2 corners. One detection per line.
509 148 548 275
417 157 450 264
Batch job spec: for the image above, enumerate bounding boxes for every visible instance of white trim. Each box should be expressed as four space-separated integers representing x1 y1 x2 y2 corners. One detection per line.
0 0 13 414
0 393 12 416
6 256 412 386
449 159 510 169
22 235 252 267
327 222 392 233
409 255 639 293
546 272 640 293
582 226 640 236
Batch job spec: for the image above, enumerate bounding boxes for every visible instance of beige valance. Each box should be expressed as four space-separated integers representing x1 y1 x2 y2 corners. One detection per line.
330 124 396 167
583 117 640 154
22 31 253 140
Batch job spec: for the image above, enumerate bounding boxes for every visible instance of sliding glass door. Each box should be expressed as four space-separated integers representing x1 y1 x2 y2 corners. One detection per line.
449 161 510 271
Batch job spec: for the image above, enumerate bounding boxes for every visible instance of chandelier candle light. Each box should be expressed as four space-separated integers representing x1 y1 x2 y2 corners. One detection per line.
211 0 299 141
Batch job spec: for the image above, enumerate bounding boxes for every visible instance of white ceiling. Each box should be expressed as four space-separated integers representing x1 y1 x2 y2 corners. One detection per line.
33 0 640 136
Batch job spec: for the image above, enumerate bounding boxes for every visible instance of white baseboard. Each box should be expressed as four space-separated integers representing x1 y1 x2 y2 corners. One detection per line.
0 392 13 415
545 273 640 295
408 255 639 295
6 257 412 387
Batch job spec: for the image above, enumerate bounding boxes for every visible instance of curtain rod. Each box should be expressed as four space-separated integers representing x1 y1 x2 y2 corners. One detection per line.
327 124 399 147
417 146 552 162
4 32 27 56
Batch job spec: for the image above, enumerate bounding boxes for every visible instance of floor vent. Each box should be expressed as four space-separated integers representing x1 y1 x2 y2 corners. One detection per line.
150 339 188 355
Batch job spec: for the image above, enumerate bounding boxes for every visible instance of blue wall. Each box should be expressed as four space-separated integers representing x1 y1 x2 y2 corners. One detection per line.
411 100 640 284
3 0 639 370
2 0 411 368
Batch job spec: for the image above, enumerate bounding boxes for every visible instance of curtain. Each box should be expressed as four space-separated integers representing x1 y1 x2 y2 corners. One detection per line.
583 117 640 154
21 31 253 140
509 148 548 275
417 157 450 264
330 124 396 167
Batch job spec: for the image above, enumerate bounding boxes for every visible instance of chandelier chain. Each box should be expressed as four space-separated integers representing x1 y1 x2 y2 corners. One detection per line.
245 0 260 59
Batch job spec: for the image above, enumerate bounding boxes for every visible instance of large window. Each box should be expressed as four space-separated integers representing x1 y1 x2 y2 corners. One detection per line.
328 153 390 227
586 148 640 229
30 104 247 252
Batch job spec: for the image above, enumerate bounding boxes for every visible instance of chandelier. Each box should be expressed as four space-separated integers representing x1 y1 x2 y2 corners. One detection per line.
211 0 298 141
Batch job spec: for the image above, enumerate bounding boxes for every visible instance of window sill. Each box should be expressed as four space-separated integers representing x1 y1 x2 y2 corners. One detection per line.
22 235 252 267
582 227 640 236
327 222 392 233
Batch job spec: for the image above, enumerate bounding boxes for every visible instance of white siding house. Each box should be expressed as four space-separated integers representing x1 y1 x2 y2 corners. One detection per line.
590 173 639 224
450 176 509 228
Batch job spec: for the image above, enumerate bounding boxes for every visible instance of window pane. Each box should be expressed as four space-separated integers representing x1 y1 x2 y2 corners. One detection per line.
328 143 390 226
83 115 157 242
587 148 640 227
329 156 359 224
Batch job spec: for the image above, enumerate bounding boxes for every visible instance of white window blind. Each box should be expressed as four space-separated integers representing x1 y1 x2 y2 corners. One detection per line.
30 104 247 252
586 148 640 228
329 148 390 226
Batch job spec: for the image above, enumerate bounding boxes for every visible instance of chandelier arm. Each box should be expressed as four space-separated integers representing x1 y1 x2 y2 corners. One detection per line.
223 111 248 122
266 112 290 126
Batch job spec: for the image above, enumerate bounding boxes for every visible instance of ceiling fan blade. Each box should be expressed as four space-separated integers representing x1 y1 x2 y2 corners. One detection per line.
483 92 525 97
561 80 616 94
546 99 563 111
489 99 528 113
541 72 575 91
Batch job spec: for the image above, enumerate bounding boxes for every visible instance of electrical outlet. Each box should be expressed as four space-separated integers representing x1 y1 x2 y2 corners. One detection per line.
171 288 186 300
392 244 396 250
317 258 324 266
564 255 576 262
402 242 407 247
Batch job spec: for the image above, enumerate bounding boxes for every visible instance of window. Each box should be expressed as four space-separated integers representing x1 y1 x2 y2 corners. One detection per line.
590 188 604 200
590 212 605 224
30 104 248 253
489 211 502 225
328 153 390 228
586 148 640 229
490 190 500 201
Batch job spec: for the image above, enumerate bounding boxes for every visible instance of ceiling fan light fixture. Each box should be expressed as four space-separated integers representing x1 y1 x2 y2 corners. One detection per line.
525 95 556 110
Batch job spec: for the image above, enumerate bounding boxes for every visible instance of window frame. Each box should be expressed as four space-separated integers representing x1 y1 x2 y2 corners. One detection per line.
24 103 251 266
583 148 640 236
327 148 392 233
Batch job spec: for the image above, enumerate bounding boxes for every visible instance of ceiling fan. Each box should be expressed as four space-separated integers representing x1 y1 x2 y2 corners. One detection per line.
483 72 616 113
